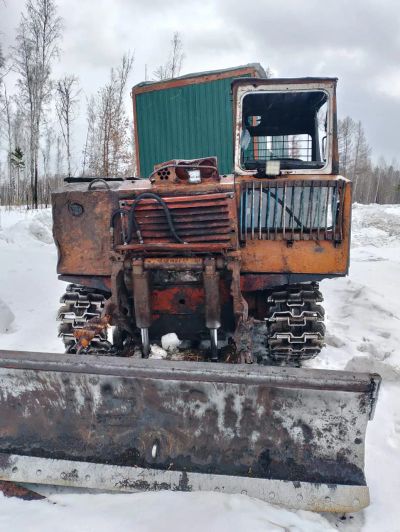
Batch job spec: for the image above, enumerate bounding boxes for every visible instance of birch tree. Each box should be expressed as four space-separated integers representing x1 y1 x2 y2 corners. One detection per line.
56 75 80 176
0 81 13 190
13 0 62 208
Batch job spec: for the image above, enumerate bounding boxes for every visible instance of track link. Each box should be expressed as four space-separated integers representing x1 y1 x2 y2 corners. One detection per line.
266 283 325 363
57 284 112 354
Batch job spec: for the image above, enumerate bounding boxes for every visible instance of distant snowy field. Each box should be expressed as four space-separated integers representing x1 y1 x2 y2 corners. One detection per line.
0 204 399 532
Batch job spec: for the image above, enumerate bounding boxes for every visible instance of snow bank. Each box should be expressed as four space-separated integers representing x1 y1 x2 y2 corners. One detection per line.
0 208 64 353
351 203 400 247
0 491 335 532
0 209 53 246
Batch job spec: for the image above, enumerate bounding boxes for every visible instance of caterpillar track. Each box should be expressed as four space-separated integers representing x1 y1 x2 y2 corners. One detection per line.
266 283 325 363
59 283 326 364
57 284 112 354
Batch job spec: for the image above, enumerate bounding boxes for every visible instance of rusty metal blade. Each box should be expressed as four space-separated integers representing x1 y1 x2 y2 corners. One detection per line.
0 350 380 511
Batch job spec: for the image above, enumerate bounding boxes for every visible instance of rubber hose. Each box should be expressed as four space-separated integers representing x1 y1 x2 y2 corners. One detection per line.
127 192 185 244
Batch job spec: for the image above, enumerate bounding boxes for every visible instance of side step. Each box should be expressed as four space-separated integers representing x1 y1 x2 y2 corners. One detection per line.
0 350 380 512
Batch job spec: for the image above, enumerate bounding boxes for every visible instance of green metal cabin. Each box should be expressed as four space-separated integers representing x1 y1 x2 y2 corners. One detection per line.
131 64 266 177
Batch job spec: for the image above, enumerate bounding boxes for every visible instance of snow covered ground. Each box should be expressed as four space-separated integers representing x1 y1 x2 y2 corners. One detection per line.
0 204 399 531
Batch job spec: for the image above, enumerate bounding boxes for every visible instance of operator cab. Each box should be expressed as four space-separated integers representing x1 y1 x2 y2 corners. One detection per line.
233 78 337 176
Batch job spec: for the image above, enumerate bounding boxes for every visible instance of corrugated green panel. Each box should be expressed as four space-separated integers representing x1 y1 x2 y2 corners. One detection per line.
136 76 242 177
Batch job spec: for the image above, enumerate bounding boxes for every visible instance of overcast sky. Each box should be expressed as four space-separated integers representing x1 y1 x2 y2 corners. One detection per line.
1 0 399 169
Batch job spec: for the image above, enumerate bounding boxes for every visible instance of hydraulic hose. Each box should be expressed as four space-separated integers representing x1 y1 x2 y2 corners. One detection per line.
110 208 131 246
127 192 186 244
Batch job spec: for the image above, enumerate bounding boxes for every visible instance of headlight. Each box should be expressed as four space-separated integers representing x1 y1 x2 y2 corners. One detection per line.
265 160 281 176
188 169 201 184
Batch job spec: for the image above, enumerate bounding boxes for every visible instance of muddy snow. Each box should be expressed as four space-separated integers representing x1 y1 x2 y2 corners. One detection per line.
0 204 399 531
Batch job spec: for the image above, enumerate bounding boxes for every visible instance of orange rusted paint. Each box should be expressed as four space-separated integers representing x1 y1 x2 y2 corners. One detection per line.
151 280 231 317
240 239 348 274
236 175 351 275
52 188 118 276
152 286 204 314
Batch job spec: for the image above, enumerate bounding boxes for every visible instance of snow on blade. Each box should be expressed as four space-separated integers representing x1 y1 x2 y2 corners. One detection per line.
161 332 181 351
150 344 168 359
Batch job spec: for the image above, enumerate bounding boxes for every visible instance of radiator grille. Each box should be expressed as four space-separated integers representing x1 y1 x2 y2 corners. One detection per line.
240 180 346 242
118 192 236 247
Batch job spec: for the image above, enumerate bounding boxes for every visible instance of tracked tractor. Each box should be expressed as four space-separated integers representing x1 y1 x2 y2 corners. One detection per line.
0 67 380 512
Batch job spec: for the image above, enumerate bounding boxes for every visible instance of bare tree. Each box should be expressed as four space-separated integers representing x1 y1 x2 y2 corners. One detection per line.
84 52 134 177
338 116 356 178
153 32 184 80
11 104 30 181
0 83 13 190
82 95 96 176
13 0 62 208
55 75 80 176
55 134 64 177
0 44 5 81
350 121 371 202
41 122 55 179
338 115 400 204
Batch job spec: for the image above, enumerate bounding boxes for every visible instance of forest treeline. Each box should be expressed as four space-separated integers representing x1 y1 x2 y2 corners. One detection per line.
338 117 400 204
0 0 399 208
0 0 183 208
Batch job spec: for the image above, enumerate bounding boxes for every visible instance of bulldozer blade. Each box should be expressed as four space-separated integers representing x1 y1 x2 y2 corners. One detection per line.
0 350 380 512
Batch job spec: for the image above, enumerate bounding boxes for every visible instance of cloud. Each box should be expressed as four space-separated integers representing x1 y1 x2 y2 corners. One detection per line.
0 0 399 162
